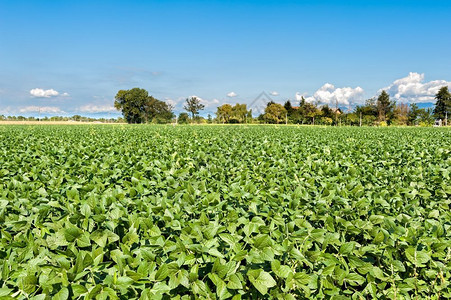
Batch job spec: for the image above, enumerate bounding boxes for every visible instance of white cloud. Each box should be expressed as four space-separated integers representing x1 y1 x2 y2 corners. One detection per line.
227 92 237 97
19 106 64 114
270 91 279 96
295 92 318 104
165 98 177 108
30 88 60 98
296 84 364 105
78 104 117 113
61 92 70 97
380 72 451 103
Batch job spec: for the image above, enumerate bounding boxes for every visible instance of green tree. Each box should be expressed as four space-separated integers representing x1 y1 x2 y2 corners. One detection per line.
216 104 233 123
321 105 334 119
144 96 174 123
284 100 293 115
321 116 333 125
433 86 451 121
418 108 434 126
376 90 395 122
345 112 359 126
114 88 173 124
354 98 378 126
407 103 420 125
263 103 287 124
216 103 251 123
114 88 149 124
178 112 190 124
356 98 378 118
298 97 319 124
231 104 251 123
184 97 205 120
309 109 322 125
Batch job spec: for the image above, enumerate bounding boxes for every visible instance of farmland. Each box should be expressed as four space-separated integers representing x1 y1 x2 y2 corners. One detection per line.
0 125 450 299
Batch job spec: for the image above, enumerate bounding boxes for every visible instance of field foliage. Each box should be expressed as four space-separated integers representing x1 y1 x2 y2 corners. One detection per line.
0 125 450 299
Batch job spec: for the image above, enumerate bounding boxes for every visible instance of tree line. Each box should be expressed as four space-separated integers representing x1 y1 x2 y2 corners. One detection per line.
114 87 450 126
0 115 124 123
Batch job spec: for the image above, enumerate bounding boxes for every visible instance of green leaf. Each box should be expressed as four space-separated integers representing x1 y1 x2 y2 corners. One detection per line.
212 277 232 300
20 275 37 294
405 248 431 266
248 269 276 295
271 260 292 278
53 287 69 300
90 230 108 248
227 274 243 290
345 273 365 285
155 264 169 281
339 242 355 255
253 234 272 249
293 272 311 286
208 248 224 258
149 225 161 237
66 188 80 201
416 252 431 265
392 260 406 272
0 288 13 297
260 247 275 262
64 226 82 242
71 284 88 297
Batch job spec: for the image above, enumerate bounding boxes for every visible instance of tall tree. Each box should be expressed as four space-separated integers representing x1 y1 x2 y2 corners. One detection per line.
231 104 251 123
298 97 319 124
376 90 394 122
392 103 409 125
216 103 251 123
114 88 149 123
356 98 378 117
216 104 233 123
114 88 173 124
184 97 205 120
284 100 293 115
407 103 420 125
114 88 149 124
263 103 287 124
433 86 451 121
144 96 174 123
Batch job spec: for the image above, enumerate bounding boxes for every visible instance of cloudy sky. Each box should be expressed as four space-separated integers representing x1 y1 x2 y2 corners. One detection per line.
0 0 450 117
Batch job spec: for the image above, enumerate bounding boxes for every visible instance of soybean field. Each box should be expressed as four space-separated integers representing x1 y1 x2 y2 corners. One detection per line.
0 125 450 299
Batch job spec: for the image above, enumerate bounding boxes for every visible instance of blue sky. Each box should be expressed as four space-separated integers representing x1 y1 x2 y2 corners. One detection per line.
0 0 450 117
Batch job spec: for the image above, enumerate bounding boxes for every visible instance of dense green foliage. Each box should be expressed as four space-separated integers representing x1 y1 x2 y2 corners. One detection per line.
216 104 252 124
263 104 287 124
433 87 451 121
0 125 450 299
376 91 395 122
184 97 205 120
114 88 174 124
